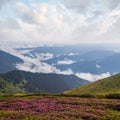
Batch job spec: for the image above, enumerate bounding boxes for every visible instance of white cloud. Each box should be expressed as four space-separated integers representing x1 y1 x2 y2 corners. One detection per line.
0 0 120 45
96 64 100 69
68 52 76 56
57 59 75 65
101 0 120 10
16 2 48 25
34 53 54 60
57 69 73 75
16 60 59 73
0 0 17 9
76 72 111 82
16 58 74 74
60 0 93 14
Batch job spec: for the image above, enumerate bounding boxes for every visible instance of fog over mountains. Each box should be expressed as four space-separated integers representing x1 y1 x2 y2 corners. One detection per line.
1 44 120 82
0 0 120 82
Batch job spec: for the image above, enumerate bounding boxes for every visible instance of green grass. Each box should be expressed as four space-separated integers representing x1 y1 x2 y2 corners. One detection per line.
63 73 120 96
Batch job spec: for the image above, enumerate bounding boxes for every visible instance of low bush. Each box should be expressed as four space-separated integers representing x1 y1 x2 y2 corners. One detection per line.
106 93 120 99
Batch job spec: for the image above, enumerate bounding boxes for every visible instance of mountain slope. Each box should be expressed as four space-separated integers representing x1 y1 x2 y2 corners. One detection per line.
0 76 25 94
1 70 90 94
63 73 120 95
99 53 120 73
0 50 23 73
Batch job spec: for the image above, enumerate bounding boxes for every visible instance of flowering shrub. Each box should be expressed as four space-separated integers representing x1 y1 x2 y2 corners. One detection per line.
0 96 120 119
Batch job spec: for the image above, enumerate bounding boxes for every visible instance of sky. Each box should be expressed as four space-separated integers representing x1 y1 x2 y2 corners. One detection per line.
0 0 120 45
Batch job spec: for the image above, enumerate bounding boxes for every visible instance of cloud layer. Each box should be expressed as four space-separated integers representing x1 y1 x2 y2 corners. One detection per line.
0 0 120 44
76 72 111 82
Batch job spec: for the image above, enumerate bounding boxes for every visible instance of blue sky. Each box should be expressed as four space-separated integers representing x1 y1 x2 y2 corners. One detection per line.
0 0 120 45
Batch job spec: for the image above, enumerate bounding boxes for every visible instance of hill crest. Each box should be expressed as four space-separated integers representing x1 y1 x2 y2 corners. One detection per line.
63 73 120 95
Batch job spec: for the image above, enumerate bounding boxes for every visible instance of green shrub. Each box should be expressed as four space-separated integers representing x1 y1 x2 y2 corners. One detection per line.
106 93 120 99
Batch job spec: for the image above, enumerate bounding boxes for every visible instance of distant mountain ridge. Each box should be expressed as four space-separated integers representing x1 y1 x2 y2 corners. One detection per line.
99 53 120 73
43 49 116 74
63 73 120 95
1 46 120 81
0 70 90 94
0 50 23 73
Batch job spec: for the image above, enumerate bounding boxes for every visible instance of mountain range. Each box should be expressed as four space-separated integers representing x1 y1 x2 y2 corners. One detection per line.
1 45 120 82
0 70 89 94
0 45 120 95
18 46 120 76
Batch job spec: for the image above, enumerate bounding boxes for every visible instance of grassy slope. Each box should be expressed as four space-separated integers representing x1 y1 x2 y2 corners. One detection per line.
63 73 120 95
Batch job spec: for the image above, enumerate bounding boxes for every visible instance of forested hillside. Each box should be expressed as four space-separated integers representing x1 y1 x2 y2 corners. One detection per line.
0 70 89 94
